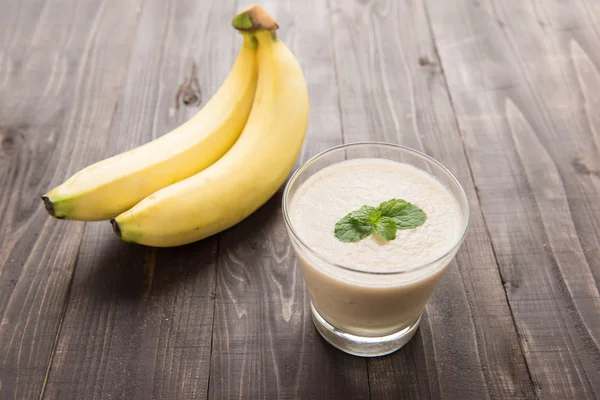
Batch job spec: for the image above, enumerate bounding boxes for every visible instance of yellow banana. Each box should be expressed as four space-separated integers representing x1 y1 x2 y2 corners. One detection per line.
112 6 309 247
42 33 258 221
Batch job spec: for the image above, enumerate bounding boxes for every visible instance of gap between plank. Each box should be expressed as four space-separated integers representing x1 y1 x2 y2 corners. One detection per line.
37 1 148 396
205 235 221 400
365 361 371 397
326 0 347 146
39 228 86 400
420 0 540 398
204 2 240 397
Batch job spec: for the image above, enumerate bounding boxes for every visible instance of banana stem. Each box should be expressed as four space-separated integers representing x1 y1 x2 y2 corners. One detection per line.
242 31 258 48
232 5 278 34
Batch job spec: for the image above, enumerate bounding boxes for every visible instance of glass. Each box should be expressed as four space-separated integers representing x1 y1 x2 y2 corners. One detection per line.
282 142 470 357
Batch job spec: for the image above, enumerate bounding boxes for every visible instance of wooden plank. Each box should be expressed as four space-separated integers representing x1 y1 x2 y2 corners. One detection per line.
329 0 535 398
0 0 142 398
426 0 600 398
208 1 370 399
42 0 240 398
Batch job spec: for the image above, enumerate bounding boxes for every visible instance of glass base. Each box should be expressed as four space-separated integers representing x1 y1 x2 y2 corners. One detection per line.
310 302 421 357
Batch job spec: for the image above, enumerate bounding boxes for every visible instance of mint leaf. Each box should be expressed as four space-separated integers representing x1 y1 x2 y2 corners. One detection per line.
334 206 379 242
377 199 426 230
379 199 408 218
334 199 427 242
392 203 427 230
373 216 397 240
334 213 373 242
353 205 379 222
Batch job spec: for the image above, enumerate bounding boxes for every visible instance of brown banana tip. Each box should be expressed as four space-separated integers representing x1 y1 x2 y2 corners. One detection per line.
41 196 55 217
110 219 121 238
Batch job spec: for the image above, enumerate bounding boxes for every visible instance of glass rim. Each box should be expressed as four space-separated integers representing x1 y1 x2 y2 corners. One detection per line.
282 141 471 276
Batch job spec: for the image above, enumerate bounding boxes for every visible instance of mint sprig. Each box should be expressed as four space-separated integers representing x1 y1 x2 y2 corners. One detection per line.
334 199 426 242
373 216 397 240
334 213 372 242
391 203 426 230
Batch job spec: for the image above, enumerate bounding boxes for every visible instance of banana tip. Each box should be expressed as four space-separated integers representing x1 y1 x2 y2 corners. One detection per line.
110 219 122 238
41 196 55 217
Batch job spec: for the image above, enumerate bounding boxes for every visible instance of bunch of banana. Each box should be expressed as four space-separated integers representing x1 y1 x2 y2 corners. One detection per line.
42 5 309 247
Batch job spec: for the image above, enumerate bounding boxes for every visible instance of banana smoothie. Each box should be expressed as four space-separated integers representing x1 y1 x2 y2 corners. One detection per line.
288 158 466 339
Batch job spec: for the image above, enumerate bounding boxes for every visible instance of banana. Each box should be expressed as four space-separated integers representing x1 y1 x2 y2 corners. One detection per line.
42 33 258 221
112 6 309 247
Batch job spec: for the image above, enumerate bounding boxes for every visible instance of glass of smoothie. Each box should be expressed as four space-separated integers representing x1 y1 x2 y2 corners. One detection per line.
282 142 470 357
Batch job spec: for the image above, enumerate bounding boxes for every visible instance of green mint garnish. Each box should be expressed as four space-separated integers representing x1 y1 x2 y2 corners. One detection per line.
379 199 408 217
354 205 380 222
373 216 397 240
334 199 426 242
391 203 427 230
334 213 372 242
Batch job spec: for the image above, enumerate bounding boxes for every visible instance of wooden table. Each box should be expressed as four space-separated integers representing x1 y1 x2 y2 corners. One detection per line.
1 0 599 398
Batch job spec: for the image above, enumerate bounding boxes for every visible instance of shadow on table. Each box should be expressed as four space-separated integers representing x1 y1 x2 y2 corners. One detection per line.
82 191 284 300
78 236 216 301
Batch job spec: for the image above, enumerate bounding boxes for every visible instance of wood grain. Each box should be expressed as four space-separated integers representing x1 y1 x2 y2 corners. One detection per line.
0 0 142 398
329 0 535 398
42 0 240 398
426 0 600 398
3 0 599 398
208 1 370 399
